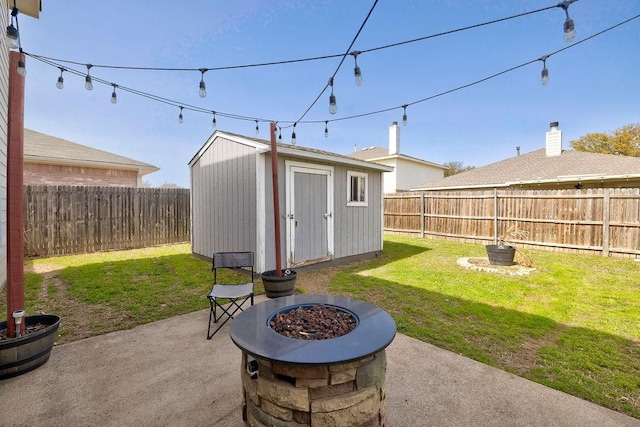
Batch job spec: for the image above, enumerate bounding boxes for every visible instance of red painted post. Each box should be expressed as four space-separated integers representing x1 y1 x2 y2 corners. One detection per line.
6 51 26 337
269 122 282 277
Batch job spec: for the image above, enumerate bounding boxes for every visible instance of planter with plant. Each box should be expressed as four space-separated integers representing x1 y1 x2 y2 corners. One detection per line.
486 224 532 266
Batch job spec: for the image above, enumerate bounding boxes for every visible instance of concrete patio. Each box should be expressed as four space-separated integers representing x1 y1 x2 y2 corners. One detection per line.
0 296 638 426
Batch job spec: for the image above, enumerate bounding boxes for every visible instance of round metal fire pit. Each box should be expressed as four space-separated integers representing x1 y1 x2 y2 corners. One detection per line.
230 294 396 366
230 294 396 426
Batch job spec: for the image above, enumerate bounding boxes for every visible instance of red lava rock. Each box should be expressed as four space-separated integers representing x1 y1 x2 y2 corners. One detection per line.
269 305 356 340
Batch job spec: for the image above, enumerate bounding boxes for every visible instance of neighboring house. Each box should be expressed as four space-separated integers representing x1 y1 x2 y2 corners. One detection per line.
348 122 446 193
2 1 43 289
413 122 640 191
189 130 393 272
23 129 159 187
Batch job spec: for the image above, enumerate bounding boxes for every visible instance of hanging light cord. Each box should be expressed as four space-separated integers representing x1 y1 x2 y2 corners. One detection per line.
21 12 638 129
24 2 563 75
292 0 379 126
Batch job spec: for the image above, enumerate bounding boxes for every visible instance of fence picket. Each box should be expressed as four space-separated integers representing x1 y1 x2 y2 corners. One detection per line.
384 188 640 258
23 185 191 257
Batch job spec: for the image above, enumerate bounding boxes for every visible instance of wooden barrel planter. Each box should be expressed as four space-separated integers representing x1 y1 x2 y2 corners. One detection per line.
261 270 297 298
485 245 516 266
0 314 61 380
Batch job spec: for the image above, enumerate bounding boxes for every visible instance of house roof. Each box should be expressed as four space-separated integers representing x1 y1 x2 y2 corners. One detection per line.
348 146 446 169
24 129 159 176
188 131 394 172
413 148 640 190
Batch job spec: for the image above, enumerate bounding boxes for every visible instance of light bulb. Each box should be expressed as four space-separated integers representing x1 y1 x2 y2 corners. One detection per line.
111 91 117 104
255 121 259 134
324 127 328 138
85 75 93 91
402 105 408 127
179 107 184 123
329 94 337 115
541 67 549 85
199 80 206 98
212 117 216 128
17 60 26 76
354 66 363 86
564 18 575 43
56 76 64 89
291 131 297 144
6 24 19 49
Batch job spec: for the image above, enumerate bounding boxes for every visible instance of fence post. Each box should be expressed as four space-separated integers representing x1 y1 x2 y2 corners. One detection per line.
420 192 425 238
602 188 610 257
493 188 498 244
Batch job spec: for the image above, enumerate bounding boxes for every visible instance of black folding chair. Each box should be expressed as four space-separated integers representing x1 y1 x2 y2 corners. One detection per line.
207 252 255 339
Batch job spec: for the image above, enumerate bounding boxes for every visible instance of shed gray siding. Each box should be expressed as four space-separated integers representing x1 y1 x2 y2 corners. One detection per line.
190 136 257 260
333 165 383 258
190 131 389 272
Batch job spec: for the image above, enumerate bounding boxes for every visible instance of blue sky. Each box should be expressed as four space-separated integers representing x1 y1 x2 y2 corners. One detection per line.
18 0 640 188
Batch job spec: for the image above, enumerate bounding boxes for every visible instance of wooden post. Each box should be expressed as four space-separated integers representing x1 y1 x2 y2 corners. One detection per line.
420 192 425 238
270 122 282 276
493 188 498 244
602 188 610 257
6 51 26 337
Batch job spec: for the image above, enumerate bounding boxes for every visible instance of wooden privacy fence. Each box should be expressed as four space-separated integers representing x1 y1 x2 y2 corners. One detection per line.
23 186 191 257
384 188 640 257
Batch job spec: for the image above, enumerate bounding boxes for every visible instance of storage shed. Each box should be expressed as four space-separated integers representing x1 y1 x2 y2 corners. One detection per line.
189 131 393 272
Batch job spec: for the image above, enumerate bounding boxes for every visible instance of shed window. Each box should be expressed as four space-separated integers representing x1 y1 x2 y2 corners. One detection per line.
347 171 368 206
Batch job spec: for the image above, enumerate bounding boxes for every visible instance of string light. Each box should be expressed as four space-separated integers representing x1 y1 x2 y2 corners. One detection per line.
291 123 297 145
211 111 217 128
402 105 408 126
255 120 260 134
328 77 337 115
278 125 282 142
351 51 363 86
324 121 329 138
199 68 207 98
17 57 26 76
539 55 549 85
6 7 19 50
22 11 639 132
178 106 184 123
84 64 93 90
110 83 118 104
56 67 64 89
558 0 577 43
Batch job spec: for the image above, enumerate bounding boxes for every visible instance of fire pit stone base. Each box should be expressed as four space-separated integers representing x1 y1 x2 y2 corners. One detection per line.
242 350 387 426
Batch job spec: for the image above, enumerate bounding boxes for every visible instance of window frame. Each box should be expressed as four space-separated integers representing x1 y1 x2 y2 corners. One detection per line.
347 170 368 207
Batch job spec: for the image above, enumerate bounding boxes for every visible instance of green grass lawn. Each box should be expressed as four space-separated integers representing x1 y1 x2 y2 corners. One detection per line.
2 244 260 340
2 237 639 418
331 235 640 418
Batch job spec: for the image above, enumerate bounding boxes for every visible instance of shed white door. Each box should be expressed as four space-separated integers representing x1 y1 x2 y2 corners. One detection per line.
286 163 334 267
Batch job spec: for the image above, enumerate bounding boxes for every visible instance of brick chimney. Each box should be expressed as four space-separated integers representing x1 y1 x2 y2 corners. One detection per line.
389 122 400 155
545 121 562 157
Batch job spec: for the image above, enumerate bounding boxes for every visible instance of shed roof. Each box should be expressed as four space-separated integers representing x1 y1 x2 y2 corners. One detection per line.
24 129 159 176
348 146 446 169
413 148 640 190
189 130 394 172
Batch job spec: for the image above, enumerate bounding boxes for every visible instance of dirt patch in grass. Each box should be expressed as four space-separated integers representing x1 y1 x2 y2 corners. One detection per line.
12 264 126 344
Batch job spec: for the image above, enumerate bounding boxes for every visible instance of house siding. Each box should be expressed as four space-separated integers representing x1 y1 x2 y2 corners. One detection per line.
0 1 9 287
375 157 444 193
24 163 139 187
190 136 257 262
